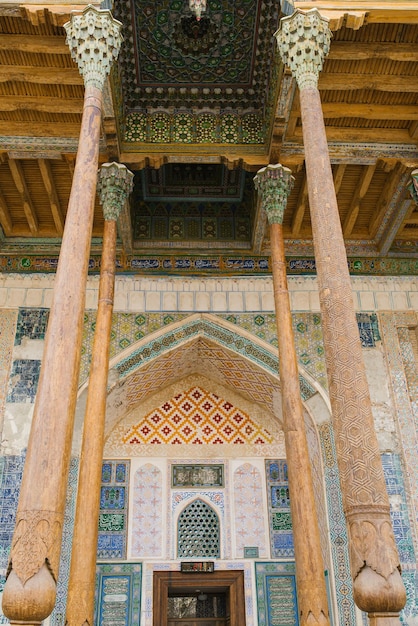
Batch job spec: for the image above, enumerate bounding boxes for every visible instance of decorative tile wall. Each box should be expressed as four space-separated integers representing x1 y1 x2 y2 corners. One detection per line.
97 461 130 560
318 423 356 626
95 563 141 626
233 463 266 557
132 464 162 558
255 561 298 626
14 308 49 345
0 454 25 609
50 458 79 626
0 311 18 423
6 359 41 403
265 460 294 558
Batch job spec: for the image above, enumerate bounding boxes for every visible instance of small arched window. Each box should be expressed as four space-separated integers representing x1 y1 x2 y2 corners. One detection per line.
177 499 220 558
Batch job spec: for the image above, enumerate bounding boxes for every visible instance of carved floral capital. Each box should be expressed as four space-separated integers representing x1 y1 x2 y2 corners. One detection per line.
7 510 62 585
97 162 134 221
275 9 332 90
64 5 123 91
254 163 294 225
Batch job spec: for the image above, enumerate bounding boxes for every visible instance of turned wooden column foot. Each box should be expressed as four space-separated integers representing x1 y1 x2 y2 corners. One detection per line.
368 613 403 626
354 566 406 616
2 563 56 626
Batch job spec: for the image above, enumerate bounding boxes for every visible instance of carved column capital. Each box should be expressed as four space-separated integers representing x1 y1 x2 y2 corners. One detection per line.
254 163 294 225
64 5 123 91
408 168 418 204
275 8 332 90
97 162 134 222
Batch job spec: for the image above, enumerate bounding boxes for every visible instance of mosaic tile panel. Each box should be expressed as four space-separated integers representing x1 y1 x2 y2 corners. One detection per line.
115 317 316 402
304 415 330 570
0 310 17 434
95 563 141 626
0 454 24 605
318 423 356 626
266 460 294 558
122 385 273 446
255 562 298 626
14 308 49 345
233 463 266 557
379 312 418 560
132 464 162 558
381 453 416 566
125 112 264 145
80 312 187 383
172 464 224 487
50 458 79 626
97 460 130 560
6 359 41 403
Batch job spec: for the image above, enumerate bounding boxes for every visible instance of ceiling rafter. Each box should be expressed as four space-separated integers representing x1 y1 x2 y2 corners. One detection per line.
38 159 64 236
291 174 308 237
343 164 376 237
8 158 38 235
0 186 13 236
369 162 408 239
0 34 69 54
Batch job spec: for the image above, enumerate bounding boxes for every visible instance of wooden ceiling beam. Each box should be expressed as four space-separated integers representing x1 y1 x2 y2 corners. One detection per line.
0 65 83 85
292 103 418 121
0 122 81 137
0 35 69 54
0 96 84 114
38 159 64 236
343 164 376 237
293 127 414 144
319 73 418 93
0 187 13 236
328 42 418 62
8 158 39 235
291 174 308 237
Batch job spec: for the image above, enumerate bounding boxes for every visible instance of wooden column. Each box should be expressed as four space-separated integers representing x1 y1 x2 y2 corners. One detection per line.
275 10 406 626
65 163 133 626
254 164 330 626
1 9 122 626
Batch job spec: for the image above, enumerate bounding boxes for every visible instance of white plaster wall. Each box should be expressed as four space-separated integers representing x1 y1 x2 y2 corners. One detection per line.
0 273 417 313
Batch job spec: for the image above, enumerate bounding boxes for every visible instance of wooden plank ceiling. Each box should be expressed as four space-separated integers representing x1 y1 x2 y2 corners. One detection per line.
0 3 417 257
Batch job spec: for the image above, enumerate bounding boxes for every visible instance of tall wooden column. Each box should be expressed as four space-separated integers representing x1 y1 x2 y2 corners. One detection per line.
66 163 133 626
254 164 330 626
1 9 122 626
275 10 406 625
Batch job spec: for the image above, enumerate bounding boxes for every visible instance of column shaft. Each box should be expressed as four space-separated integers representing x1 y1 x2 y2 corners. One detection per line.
66 218 117 626
299 81 405 622
270 222 330 626
2 84 103 625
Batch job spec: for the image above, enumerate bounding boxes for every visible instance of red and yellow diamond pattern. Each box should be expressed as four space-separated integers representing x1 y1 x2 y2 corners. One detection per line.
122 386 273 446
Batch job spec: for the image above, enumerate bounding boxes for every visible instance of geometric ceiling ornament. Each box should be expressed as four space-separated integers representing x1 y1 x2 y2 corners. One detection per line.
114 0 282 146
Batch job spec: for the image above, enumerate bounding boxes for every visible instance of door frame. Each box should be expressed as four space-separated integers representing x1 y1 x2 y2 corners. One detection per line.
153 570 246 626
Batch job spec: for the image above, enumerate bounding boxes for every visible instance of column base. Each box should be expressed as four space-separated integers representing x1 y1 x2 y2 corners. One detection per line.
368 613 401 626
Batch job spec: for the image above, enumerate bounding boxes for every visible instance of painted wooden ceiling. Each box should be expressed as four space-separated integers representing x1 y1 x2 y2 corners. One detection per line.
0 0 417 270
